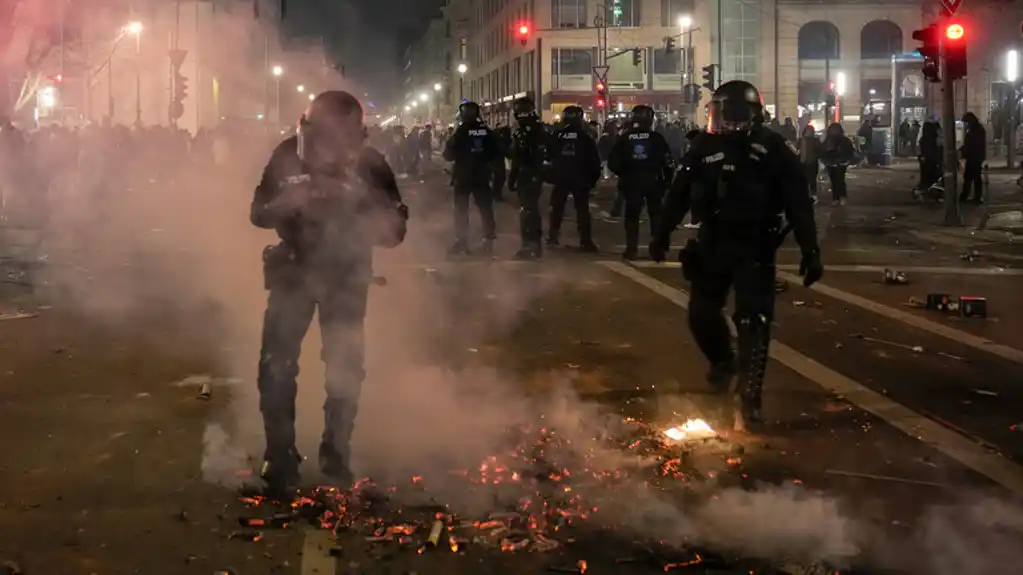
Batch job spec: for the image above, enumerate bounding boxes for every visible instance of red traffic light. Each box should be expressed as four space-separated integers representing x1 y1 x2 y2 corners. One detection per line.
596 98 605 108
53 74 63 82
946 23 964 40
596 82 605 92
517 23 530 36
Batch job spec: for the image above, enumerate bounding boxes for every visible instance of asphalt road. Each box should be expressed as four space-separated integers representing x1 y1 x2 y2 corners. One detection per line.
1 165 1022 574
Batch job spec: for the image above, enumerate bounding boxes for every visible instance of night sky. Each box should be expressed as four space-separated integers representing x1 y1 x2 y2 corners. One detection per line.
281 0 444 99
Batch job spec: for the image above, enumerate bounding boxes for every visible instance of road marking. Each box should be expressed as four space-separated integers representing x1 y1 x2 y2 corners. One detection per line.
628 260 1023 276
301 529 337 575
601 260 1023 494
773 271 1023 364
613 246 928 255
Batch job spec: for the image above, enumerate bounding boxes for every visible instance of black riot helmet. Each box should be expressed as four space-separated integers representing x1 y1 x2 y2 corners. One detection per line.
512 96 536 121
630 105 655 131
708 80 764 134
562 105 584 127
297 90 366 161
458 101 482 124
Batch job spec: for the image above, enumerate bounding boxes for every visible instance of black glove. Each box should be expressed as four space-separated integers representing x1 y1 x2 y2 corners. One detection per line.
799 249 823 287
648 235 670 263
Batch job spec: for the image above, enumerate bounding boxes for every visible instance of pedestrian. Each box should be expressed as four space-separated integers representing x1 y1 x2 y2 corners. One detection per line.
798 123 823 200
249 90 409 497
507 96 548 259
959 112 986 203
821 122 855 205
545 105 601 251
442 101 499 255
648 80 823 430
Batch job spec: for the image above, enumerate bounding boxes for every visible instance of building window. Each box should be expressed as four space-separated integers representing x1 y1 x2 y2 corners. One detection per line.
660 0 694 27
553 0 586 28
860 21 902 59
605 49 643 82
798 21 840 60
721 0 759 83
606 0 639 28
652 48 682 74
552 48 594 76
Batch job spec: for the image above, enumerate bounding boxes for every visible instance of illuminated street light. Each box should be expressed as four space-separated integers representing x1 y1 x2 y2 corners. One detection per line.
457 63 467 74
419 93 429 102
125 21 143 35
308 93 315 101
404 105 410 111
271 65 283 77
296 84 305 92
678 15 692 29
1008 50 1019 83
411 101 418 107
434 83 442 91
38 86 57 108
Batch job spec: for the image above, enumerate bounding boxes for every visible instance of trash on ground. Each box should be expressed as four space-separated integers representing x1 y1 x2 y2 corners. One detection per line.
972 389 998 397
197 382 213 400
0 312 36 321
883 269 909 284
849 333 923 353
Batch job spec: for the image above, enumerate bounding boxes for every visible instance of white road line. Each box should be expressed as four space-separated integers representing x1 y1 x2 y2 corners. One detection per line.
773 271 1023 364
301 529 337 575
627 261 1023 276
614 245 928 254
600 260 1023 494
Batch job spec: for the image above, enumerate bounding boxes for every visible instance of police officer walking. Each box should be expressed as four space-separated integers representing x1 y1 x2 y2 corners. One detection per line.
443 101 500 255
546 105 601 251
507 96 547 259
250 91 409 496
648 81 823 430
492 123 511 202
608 105 674 260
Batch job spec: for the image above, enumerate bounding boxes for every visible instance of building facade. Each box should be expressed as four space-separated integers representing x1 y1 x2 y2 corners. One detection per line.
402 18 452 125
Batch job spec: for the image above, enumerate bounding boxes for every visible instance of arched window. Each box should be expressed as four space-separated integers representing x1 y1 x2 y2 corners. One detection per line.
798 21 840 60
860 21 902 59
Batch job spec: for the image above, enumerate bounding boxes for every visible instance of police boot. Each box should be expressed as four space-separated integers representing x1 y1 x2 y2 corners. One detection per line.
318 443 354 489
706 358 736 394
514 244 542 260
579 240 599 253
259 447 303 500
733 315 770 433
447 240 470 256
623 218 640 260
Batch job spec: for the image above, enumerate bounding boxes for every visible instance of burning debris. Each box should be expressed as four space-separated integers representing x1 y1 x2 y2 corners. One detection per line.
223 420 847 573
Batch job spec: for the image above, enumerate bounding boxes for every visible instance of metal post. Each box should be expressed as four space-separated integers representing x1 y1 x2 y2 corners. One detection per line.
535 37 543 120
275 77 281 129
940 36 961 225
1008 89 1016 169
459 76 463 100
686 29 694 120
134 32 141 124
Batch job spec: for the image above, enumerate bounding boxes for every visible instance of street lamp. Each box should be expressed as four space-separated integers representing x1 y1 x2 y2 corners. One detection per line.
457 63 467 100
126 21 143 124
1007 50 1019 83
434 83 442 91
678 15 692 29
835 72 847 96
308 93 315 101
297 84 305 93
419 93 429 102
678 15 694 117
271 65 283 127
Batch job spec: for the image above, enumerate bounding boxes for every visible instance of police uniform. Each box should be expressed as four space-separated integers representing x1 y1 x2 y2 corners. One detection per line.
546 106 601 250
443 101 500 254
650 81 822 429
607 105 674 259
492 125 511 202
507 97 548 259
250 91 408 495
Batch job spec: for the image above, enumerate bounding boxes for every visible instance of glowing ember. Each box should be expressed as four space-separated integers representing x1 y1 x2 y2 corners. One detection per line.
663 419 715 441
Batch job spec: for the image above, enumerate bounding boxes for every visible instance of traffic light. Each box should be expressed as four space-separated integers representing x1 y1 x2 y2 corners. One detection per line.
632 48 642 67
912 24 940 82
595 82 607 108
52 74 63 83
701 65 716 91
173 71 188 103
944 22 967 80
665 36 676 54
683 85 701 105
517 22 531 46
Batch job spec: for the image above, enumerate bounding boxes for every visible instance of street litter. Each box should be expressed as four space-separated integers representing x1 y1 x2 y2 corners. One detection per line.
197 382 213 400
849 333 923 353
961 249 986 262
972 389 998 397
883 269 908 284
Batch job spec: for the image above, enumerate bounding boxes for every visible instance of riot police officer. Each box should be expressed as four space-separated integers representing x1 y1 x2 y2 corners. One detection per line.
608 104 674 260
649 81 823 430
443 101 499 255
507 96 547 259
492 124 512 202
250 90 409 496
546 105 601 251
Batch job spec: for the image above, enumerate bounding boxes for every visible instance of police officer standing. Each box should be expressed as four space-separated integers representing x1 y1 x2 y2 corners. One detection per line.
250 91 409 496
546 105 601 251
507 96 547 259
443 101 499 255
492 123 511 202
649 81 823 430
608 105 674 260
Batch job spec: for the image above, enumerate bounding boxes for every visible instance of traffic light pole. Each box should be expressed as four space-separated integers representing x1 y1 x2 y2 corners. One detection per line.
939 37 962 226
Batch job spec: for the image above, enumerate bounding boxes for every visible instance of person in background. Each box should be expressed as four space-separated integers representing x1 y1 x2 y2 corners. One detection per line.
959 112 986 203
798 124 822 201
821 122 855 205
